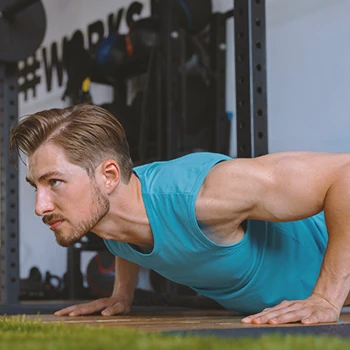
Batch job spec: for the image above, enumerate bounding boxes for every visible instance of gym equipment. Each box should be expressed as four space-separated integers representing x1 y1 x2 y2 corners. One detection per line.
96 34 127 77
62 31 93 104
122 0 213 59
125 17 160 57
174 0 212 33
43 271 62 299
125 16 195 60
19 266 43 299
62 269 88 299
184 74 212 135
0 0 46 62
235 0 268 158
19 267 63 300
86 251 116 297
78 1 213 80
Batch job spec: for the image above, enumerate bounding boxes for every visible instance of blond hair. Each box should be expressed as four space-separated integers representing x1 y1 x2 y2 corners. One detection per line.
9 104 133 182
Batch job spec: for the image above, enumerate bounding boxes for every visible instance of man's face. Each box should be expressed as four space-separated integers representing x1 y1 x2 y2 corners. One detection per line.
26 143 109 247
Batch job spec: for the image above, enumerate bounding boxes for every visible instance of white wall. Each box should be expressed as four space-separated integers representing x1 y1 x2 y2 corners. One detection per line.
17 0 350 282
266 0 350 153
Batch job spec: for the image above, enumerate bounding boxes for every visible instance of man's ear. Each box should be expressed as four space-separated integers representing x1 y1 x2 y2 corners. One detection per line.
99 160 121 193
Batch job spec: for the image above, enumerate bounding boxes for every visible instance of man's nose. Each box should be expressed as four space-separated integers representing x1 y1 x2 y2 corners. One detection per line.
35 190 55 216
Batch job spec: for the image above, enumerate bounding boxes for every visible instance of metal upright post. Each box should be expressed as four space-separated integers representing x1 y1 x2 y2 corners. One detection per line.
0 62 20 307
234 0 268 158
157 0 181 160
210 13 231 155
66 246 82 299
152 1 182 296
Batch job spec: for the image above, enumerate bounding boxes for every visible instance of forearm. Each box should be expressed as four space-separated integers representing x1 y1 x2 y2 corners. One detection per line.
313 178 350 309
313 241 350 309
112 256 140 303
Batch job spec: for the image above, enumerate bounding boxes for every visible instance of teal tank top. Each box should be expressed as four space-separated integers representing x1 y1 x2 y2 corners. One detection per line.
104 152 328 314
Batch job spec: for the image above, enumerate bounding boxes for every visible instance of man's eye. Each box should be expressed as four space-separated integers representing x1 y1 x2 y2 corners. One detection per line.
49 179 62 187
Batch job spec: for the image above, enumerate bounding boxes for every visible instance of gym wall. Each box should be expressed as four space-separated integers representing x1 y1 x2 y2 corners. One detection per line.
17 0 350 283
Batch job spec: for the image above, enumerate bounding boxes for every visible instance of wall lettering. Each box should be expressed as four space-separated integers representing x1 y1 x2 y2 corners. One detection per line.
19 1 144 101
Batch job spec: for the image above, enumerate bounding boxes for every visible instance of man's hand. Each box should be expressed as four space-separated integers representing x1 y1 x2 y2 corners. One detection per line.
54 294 132 317
241 294 341 325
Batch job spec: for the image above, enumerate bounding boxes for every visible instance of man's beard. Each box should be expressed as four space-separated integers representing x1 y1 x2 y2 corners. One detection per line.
52 181 109 247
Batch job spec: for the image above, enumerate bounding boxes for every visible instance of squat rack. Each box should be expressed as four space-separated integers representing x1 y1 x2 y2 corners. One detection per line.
0 0 268 314
234 0 268 157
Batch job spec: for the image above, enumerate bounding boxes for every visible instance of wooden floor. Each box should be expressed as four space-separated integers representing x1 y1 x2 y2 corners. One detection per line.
22 309 350 333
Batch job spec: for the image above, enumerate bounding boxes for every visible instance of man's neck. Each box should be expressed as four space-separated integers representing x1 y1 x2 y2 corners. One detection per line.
91 174 154 247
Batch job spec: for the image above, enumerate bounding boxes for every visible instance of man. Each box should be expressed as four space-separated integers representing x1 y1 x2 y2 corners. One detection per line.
9 104 350 325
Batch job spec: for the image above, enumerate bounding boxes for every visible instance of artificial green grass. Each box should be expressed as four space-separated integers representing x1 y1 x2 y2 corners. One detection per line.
0 316 349 350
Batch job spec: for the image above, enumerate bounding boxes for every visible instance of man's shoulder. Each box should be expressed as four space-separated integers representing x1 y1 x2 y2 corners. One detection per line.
134 152 231 173
133 152 232 194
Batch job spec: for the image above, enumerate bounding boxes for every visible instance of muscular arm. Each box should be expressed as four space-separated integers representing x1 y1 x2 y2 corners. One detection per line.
197 152 339 224
55 257 140 316
316 176 350 308
112 256 140 303
197 151 350 321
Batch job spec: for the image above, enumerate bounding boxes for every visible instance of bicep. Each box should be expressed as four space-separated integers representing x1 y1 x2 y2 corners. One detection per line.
200 152 348 223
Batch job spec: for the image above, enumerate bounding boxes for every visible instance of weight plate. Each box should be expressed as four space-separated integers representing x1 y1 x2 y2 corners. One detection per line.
0 0 46 62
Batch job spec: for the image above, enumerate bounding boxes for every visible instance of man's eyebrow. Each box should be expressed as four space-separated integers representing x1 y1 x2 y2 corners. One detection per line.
26 171 65 185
